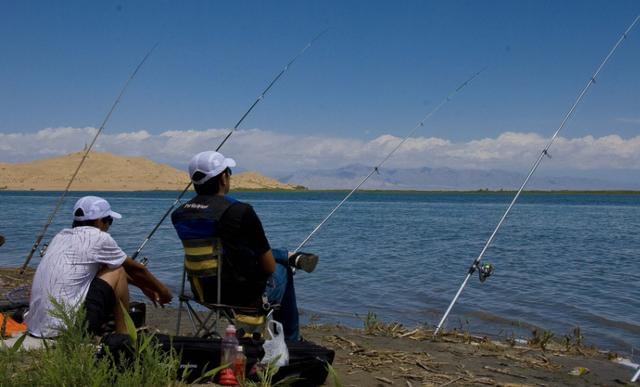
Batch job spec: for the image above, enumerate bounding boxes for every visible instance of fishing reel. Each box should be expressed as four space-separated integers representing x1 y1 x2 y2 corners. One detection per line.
39 243 49 257
471 261 494 283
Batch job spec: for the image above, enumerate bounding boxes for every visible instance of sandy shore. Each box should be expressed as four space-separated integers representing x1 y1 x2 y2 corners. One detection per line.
144 306 634 386
1 268 634 385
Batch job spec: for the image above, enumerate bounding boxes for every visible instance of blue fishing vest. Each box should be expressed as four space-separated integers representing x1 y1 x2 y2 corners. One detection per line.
171 195 236 303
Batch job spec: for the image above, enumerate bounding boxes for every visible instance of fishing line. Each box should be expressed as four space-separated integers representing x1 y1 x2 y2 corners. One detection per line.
131 30 327 261
434 14 640 336
292 68 486 253
19 43 159 274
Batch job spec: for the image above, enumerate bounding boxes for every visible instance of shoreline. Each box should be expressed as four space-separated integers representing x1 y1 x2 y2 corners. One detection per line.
2 188 640 194
145 306 636 386
1 267 636 384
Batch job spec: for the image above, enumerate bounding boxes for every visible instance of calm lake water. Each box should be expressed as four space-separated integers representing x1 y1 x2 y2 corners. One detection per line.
1 191 638 356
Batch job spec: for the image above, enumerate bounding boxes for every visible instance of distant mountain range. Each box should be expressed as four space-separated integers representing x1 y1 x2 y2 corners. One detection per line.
279 164 640 190
3 153 636 191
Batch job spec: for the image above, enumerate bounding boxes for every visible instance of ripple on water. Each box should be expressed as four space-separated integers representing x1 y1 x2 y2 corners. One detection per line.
1 191 639 355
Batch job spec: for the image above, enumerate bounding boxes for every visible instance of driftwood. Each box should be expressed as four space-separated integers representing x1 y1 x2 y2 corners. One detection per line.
375 376 394 384
483 365 527 379
313 321 618 386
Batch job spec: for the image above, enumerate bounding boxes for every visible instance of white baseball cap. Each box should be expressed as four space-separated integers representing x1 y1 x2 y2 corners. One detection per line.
188 151 236 185
73 196 122 221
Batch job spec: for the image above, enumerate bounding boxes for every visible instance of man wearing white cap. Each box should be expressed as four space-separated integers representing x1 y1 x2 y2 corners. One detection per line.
172 151 318 341
27 196 172 338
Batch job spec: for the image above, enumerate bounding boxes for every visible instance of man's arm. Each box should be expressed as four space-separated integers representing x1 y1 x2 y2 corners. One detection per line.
258 249 276 275
122 257 173 306
240 205 275 276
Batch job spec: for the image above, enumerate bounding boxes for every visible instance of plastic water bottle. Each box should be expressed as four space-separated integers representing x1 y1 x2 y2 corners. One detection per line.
234 345 247 383
221 324 239 367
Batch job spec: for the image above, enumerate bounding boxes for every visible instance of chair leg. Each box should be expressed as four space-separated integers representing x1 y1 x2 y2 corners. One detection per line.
176 267 188 335
185 301 203 335
195 308 217 337
216 253 223 334
176 299 183 335
177 267 223 337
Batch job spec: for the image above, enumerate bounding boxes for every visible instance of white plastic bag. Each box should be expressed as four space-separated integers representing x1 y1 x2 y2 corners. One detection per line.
260 320 289 367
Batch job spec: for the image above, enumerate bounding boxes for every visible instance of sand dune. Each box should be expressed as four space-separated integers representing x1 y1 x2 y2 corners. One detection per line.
0 151 301 191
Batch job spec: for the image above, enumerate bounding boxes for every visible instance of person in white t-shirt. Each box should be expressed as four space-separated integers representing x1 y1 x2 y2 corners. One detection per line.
26 196 172 338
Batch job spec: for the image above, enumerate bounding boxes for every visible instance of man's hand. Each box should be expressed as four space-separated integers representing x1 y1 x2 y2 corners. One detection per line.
140 284 173 307
123 257 173 307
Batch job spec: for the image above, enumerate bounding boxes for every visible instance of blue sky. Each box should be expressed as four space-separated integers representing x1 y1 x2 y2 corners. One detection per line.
1 1 639 179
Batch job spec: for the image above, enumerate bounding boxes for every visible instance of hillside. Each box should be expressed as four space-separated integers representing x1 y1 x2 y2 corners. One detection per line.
0 152 300 191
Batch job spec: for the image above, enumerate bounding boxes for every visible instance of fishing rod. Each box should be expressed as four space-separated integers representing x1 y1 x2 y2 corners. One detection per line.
292 67 486 254
19 43 159 274
433 14 640 336
632 365 640 382
131 31 326 261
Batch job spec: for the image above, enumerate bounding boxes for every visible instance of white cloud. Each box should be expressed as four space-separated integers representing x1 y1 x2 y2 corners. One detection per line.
114 130 151 142
1 127 640 176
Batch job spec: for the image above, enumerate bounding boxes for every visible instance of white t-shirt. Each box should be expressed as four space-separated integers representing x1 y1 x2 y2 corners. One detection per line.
26 226 127 337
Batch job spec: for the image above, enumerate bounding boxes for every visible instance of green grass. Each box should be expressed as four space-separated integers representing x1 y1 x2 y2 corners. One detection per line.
0 299 182 387
1 300 333 386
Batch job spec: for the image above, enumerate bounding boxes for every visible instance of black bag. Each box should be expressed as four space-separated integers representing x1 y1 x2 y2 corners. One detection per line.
276 339 336 386
99 333 334 386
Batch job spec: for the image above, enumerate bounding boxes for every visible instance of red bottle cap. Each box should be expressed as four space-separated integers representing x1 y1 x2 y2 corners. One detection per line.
218 368 238 385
